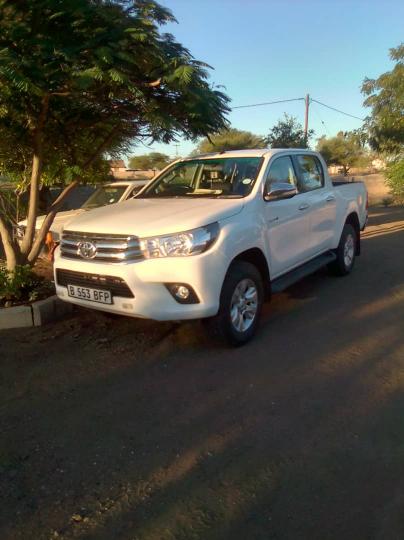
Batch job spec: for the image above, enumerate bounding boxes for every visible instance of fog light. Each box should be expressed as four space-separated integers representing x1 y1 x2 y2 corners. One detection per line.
175 285 190 300
165 283 199 304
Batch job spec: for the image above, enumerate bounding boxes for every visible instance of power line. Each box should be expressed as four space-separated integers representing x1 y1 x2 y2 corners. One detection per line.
232 95 364 123
232 97 304 109
310 98 365 121
311 102 331 137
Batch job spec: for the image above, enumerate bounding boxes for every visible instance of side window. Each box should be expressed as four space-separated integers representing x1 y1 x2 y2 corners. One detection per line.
265 156 297 193
295 155 324 192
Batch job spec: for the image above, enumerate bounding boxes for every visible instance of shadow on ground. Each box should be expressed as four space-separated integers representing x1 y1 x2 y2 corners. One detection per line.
1 207 404 540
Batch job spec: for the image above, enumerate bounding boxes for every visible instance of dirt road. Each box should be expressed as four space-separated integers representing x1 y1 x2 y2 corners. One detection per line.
1 207 404 540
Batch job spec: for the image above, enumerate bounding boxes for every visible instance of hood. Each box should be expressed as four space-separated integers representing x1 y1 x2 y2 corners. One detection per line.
19 209 85 235
63 197 245 237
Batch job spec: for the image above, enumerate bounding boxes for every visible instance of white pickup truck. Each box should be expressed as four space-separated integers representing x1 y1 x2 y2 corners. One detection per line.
54 149 368 345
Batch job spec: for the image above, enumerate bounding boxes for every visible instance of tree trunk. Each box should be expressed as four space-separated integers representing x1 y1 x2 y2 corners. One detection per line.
20 95 49 258
0 215 20 272
20 137 43 256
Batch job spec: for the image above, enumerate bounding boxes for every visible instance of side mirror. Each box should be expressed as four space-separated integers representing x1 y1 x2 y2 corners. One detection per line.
264 182 297 201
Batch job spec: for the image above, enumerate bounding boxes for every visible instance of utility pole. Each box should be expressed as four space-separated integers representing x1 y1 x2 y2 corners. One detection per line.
304 94 310 144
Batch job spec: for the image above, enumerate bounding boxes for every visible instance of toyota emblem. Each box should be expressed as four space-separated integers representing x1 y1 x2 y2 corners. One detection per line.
78 241 97 259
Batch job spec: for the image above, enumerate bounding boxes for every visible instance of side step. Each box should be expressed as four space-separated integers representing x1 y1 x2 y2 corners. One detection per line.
271 252 336 294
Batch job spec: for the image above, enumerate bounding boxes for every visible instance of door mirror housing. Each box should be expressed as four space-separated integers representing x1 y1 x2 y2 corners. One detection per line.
264 182 297 201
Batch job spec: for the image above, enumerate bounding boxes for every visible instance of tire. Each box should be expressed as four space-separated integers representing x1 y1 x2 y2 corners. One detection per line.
328 223 357 276
206 261 264 346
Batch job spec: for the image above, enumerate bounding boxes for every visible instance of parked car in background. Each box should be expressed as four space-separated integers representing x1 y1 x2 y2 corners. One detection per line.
53 149 368 345
16 180 148 255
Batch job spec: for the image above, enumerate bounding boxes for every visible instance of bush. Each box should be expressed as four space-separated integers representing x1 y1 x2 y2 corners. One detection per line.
0 265 54 307
385 159 404 203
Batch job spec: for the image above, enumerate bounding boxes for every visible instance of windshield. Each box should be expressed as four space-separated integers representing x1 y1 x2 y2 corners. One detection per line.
138 157 264 199
82 185 127 209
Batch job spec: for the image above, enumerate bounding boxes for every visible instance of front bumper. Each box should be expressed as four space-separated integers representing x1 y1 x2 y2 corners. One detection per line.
53 249 227 321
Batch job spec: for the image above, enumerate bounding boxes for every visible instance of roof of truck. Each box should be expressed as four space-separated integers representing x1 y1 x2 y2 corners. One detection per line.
184 148 317 160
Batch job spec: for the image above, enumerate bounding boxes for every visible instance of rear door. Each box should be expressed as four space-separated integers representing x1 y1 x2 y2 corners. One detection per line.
263 155 311 277
292 154 337 256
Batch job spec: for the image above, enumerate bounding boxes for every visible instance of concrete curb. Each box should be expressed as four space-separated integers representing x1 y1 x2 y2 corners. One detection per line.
0 295 73 330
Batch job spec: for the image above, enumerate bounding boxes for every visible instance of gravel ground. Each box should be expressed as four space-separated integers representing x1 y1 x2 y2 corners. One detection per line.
1 207 404 540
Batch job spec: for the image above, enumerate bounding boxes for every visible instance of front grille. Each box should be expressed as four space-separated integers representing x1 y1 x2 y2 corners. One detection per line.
56 269 134 298
61 230 143 263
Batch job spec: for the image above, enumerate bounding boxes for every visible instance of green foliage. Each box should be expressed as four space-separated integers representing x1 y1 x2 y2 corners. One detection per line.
0 264 53 306
265 114 313 149
317 131 369 175
0 0 230 270
129 152 172 170
385 159 404 203
362 43 404 155
0 0 230 157
195 128 265 154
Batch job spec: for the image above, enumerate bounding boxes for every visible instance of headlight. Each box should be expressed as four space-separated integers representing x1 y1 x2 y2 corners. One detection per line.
139 223 219 258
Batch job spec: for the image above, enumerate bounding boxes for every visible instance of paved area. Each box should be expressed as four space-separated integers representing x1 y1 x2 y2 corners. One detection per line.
1 207 404 540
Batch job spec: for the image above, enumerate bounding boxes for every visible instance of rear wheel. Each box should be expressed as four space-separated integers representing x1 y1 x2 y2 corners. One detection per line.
328 223 357 276
206 261 264 346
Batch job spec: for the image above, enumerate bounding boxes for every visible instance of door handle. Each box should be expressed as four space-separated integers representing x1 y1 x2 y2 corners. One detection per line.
325 195 336 202
267 216 279 223
298 203 310 211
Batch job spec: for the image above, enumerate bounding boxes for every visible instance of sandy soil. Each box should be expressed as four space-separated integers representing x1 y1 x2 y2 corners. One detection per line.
1 207 404 540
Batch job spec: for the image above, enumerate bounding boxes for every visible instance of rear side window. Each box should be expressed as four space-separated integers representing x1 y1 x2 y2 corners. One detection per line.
295 155 324 192
265 156 297 191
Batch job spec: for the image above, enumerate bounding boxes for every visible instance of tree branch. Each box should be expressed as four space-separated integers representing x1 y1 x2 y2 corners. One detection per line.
27 181 79 264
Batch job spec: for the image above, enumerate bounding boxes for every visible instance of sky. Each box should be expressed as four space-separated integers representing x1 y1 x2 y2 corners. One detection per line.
128 0 404 161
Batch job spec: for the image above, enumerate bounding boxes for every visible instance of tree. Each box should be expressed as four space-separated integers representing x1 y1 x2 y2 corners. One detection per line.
129 152 172 170
0 0 230 271
194 128 265 154
316 131 369 176
362 43 404 155
385 160 404 203
265 114 313 148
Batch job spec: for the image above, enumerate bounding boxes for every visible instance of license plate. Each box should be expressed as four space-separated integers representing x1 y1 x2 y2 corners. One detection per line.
67 284 112 304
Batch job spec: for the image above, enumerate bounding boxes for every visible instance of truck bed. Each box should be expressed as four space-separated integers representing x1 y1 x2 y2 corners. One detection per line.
332 180 363 186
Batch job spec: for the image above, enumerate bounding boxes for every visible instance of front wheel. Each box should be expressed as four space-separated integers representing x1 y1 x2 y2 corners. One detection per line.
206 261 264 346
328 223 357 276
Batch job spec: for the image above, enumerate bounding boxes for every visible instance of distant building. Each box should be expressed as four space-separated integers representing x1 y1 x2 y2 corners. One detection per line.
108 160 158 181
109 160 126 173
